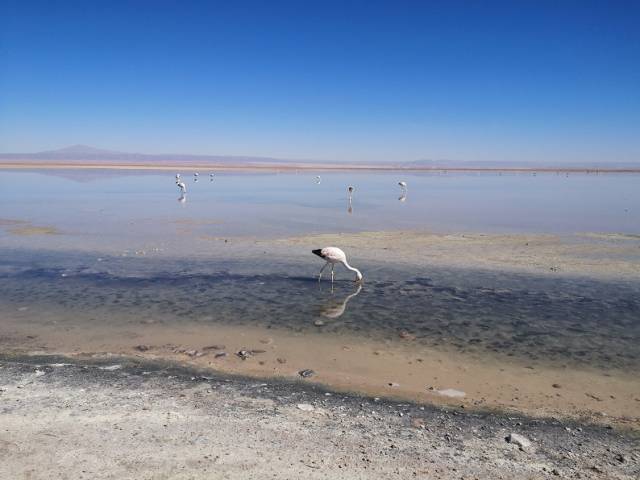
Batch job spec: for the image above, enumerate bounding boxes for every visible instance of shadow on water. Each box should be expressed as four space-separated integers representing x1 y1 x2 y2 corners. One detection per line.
1 252 639 371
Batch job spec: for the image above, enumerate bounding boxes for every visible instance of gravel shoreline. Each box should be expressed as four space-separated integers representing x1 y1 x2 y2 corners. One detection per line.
1 354 637 479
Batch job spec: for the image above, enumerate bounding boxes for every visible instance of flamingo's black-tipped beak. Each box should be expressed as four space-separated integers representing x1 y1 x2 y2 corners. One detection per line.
312 249 323 258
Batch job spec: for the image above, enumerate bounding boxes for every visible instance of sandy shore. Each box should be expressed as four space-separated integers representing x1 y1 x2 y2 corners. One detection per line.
2 161 640 173
1 355 637 480
274 231 640 281
1 318 639 431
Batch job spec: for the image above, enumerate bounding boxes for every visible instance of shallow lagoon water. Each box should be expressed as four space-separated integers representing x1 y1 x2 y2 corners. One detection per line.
1 169 639 415
1 249 639 371
1 170 639 248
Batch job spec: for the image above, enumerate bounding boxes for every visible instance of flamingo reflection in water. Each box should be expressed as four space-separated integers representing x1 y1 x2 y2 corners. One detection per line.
319 284 362 319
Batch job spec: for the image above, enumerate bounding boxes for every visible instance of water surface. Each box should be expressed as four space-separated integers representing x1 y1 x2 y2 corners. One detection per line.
1 249 638 371
1 170 638 253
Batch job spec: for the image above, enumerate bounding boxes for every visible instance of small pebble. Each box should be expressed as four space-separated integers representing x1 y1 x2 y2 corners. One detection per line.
236 350 251 360
506 432 531 449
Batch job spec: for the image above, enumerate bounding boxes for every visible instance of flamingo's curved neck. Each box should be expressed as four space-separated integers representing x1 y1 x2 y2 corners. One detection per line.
341 260 362 279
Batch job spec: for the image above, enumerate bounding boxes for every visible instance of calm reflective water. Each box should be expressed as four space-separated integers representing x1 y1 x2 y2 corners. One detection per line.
0 170 638 245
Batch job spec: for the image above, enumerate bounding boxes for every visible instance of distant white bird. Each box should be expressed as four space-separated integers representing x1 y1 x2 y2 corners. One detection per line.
398 181 407 192
175 173 181 180
316 175 321 184
346 186 355 214
313 247 363 283
194 172 199 177
177 181 187 193
210 173 215 180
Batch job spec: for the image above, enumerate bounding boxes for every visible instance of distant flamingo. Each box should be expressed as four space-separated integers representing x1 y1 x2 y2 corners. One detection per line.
316 175 321 184
398 181 407 193
313 247 363 283
177 181 187 193
347 185 355 200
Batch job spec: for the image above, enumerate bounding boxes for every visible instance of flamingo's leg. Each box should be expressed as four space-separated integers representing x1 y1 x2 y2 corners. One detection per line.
318 262 329 282
331 264 335 283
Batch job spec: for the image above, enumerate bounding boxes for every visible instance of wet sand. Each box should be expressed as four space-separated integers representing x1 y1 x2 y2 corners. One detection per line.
2 215 639 279
276 230 640 280
1 317 638 429
0 218 61 236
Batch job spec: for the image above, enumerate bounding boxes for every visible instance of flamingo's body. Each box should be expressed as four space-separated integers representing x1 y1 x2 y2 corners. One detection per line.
312 247 363 283
398 181 407 202
176 181 187 193
316 175 321 184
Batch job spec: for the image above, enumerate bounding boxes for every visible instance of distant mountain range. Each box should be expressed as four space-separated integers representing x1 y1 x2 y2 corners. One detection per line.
0 145 302 166
0 145 638 170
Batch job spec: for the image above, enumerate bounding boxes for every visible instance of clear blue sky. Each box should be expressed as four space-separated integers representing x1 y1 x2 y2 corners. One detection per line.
1 1 639 163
